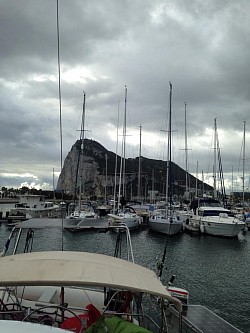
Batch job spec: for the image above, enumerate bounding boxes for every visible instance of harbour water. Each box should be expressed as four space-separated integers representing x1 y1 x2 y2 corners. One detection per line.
0 202 249 333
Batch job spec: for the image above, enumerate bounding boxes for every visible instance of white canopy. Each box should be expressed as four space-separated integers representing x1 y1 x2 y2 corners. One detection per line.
0 251 172 300
0 320 69 333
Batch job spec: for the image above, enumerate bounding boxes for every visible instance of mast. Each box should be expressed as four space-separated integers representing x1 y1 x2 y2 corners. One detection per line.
242 120 246 206
202 170 204 195
53 168 55 200
56 0 64 251
231 166 234 200
213 118 217 198
113 101 120 212
79 91 86 210
184 102 188 193
166 81 173 214
118 86 127 209
181 101 191 201
122 86 127 197
195 161 198 197
137 125 142 201
105 154 108 204
152 169 155 203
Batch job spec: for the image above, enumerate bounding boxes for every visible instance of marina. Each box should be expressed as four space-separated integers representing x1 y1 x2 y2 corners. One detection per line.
1 1 250 332
0 201 249 332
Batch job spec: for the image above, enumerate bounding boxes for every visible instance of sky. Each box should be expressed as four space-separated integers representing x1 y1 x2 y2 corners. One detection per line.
0 0 250 195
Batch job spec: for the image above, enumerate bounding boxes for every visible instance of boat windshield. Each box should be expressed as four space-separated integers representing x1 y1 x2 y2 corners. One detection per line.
199 199 222 207
200 210 234 217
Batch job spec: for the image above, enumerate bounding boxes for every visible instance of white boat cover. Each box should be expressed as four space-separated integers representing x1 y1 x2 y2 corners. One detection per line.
0 320 69 332
0 251 172 300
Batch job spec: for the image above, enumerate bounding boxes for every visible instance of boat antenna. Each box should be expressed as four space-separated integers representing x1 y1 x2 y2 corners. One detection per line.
56 0 64 251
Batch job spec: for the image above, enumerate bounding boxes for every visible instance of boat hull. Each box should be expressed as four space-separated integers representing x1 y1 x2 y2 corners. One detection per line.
108 212 141 230
190 205 246 238
201 220 245 237
148 217 183 235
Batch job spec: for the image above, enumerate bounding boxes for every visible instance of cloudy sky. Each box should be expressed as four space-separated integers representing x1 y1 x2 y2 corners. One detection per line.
0 0 250 195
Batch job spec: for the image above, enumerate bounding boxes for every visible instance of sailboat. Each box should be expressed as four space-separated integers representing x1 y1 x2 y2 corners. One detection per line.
189 119 245 237
66 91 96 224
108 86 142 230
176 102 195 231
148 82 183 235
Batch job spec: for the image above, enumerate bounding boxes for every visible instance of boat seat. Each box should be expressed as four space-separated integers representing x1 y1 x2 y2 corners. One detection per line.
37 288 57 303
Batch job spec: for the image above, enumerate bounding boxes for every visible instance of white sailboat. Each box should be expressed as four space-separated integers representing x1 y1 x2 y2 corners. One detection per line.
189 119 245 238
148 82 183 235
108 86 142 230
66 92 96 224
176 102 194 231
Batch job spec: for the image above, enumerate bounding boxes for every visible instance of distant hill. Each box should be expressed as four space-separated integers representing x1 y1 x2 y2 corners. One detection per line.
57 138 213 201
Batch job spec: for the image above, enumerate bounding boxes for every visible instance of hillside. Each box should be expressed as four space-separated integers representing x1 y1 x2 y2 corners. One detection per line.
57 138 213 201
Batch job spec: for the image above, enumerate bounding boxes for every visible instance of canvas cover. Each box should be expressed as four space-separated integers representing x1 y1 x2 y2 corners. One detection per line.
0 251 172 300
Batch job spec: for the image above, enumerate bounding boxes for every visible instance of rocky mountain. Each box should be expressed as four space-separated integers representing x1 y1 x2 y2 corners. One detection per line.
57 138 213 201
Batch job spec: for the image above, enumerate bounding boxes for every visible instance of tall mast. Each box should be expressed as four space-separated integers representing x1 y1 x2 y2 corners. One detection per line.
195 161 198 197
122 86 127 197
202 170 204 195
184 102 188 193
213 118 217 198
113 101 120 212
138 125 142 201
118 86 127 208
166 81 173 213
242 120 246 206
79 91 86 210
105 154 108 204
53 168 55 200
231 166 234 194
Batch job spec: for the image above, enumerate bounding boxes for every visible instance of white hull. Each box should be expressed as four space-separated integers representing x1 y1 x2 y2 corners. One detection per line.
108 213 141 230
123 215 141 229
27 207 59 218
11 195 60 218
190 205 246 238
148 217 183 235
67 211 96 219
11 206 59 218
184 222 200 233
200 219 245 237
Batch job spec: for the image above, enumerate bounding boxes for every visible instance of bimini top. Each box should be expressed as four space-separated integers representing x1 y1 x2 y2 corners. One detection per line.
0 320 69 333
0 251 172 300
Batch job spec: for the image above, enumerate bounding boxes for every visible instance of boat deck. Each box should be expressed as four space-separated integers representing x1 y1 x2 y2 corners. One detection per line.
183 305 242 333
